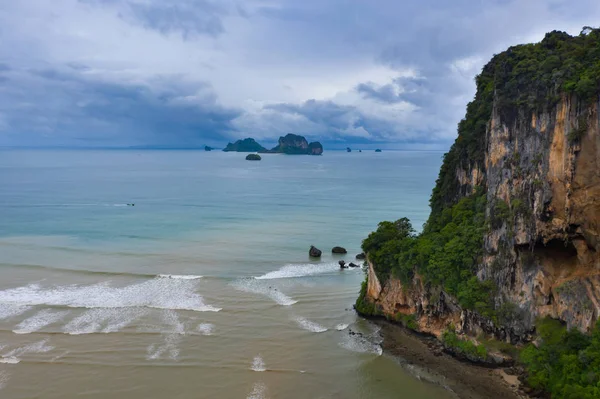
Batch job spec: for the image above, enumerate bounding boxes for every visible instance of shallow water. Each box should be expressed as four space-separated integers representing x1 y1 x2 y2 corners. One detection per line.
0 149 453 398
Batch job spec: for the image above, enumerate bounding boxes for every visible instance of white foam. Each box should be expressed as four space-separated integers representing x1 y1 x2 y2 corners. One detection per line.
339 335 382 356
293 317 328 333
1 339 55 363
231 280 297 306
0 370 9 390
0 304 31 320
0 278 220 312
63 308 147 335
335 323 349 331
158 274 203 280
247 382 268 399
256 262 343 280
197 323 214 336
13 309 70 334
251 355 266 372
146 310 184 361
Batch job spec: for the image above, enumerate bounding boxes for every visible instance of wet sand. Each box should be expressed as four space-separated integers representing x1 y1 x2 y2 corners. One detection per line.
374 320 524 399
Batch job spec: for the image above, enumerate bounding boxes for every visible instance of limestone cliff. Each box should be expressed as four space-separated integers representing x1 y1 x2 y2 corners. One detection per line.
360 29 600 345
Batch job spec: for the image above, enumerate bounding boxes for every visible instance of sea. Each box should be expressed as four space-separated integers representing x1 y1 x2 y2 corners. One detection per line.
0 149 453 399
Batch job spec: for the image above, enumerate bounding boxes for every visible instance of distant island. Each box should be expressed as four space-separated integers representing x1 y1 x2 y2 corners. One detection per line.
204 146 213 151
222 134 323 155
222 138 266 152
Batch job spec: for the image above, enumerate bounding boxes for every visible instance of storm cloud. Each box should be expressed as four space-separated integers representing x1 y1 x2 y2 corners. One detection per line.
0 0 599 148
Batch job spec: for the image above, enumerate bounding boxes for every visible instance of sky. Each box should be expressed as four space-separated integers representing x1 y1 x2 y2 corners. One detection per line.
0 1 599 149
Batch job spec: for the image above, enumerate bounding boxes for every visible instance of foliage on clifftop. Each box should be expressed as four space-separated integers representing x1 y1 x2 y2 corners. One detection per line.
520 318 600 399
362 189 495 319
431 27 600 215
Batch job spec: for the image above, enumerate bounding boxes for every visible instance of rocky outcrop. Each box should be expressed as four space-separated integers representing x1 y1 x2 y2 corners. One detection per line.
269 134 323 155
332 246 347 254
356 253 366 260
204 146 213 151
309 246 322 257
360 30 600 346
245 154 261 161
223 138 267 152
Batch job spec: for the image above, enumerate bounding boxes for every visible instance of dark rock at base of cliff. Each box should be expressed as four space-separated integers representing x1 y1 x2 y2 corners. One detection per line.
309 246 322 257
375 149 382 152
245 154 261 161
339 260 347 268
223 138 267 152
269 133 323 155
332 246 347 254
204 146 213 151
356 253 366 260
348 262 359 268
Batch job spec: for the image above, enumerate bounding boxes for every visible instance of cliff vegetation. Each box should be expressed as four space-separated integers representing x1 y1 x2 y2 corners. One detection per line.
357 27 600 398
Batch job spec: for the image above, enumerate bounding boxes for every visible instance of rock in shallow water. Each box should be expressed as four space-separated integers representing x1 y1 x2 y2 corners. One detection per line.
332 246 347 254
339 260 347 269
356 253 366 260
245 154 261 161
309 245 322 257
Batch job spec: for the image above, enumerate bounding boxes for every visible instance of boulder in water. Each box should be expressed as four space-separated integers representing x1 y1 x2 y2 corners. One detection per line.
348 262 359 268
356 253 366 260
339 260 347 269
245 154 262 161
332 246 347 254
309 246 322 257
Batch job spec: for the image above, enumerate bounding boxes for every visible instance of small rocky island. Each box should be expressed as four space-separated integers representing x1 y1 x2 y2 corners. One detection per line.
268 134 323 155
204 146 213 151
222 134 323 155
223 138 267 152
245 154 261 161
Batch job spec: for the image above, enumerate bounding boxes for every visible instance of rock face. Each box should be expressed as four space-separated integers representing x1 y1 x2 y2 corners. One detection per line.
309 246 322 257
361 31 600 343
223 138 267 152
332 246 347 254
270 134 323 155
245 154 261 161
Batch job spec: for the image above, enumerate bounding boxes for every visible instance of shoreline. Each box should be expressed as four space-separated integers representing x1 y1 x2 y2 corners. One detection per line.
371 319 526 399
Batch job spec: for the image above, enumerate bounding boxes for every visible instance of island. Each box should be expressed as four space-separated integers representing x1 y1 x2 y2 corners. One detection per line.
245 154 261 161
204 146 213 151
223 138 267 152
268 134 323 155
222 134 323 155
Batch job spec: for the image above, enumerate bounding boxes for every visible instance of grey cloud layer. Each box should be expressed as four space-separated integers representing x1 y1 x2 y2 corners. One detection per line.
1 0 599 148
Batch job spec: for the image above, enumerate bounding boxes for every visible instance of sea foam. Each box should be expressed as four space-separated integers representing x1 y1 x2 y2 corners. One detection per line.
63 308 148 334
13 309 70 334
251 355 266 372
247 382 268 399
231 280 297 306
293 316 328 333
0 304 31 321
1 339 55 364
0 277 220 312
255 262 345 280
146 310 185 361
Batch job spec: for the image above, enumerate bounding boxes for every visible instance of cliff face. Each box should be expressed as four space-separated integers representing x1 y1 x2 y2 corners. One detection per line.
481 96 600 334
362 30 600 344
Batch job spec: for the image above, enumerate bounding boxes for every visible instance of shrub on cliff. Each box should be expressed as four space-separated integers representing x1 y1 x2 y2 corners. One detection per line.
520 318 600 399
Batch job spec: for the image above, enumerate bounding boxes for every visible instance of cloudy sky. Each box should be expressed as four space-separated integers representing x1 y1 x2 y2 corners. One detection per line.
0 1 599 149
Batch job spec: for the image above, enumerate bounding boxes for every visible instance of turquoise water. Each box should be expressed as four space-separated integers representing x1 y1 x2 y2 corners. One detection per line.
0 149 450 398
